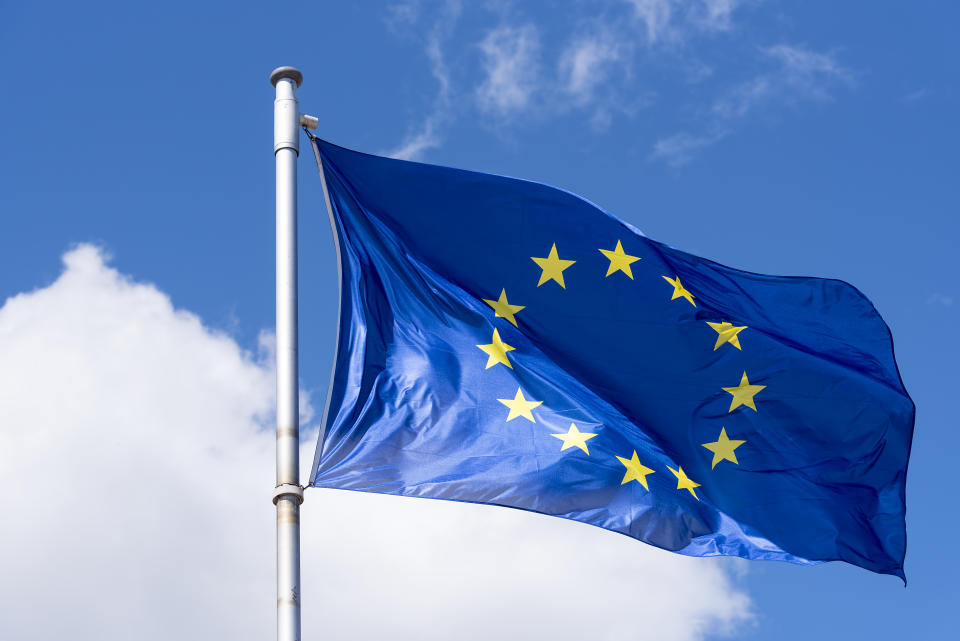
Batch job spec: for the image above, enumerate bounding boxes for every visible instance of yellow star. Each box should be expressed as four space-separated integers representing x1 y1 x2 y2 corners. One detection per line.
476 328 515 369
616 451 655 490
702 427 746 469
482 289 525 327
599 240 641 279
706 321 747 350
667 465 701 500
550 423 598 455
722 372 766 412
662 275 696 307
497 387 543 422
531 243 576 288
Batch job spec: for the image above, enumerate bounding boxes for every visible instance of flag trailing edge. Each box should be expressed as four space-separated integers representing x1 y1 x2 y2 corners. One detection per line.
308 137 915 579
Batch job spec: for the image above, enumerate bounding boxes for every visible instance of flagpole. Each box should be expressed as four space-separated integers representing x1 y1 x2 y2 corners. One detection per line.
269 65 314 641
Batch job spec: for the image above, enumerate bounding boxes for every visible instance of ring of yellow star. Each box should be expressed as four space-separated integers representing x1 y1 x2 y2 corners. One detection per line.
551 423 598 455
476 328 515 369
702 427 746 469
667 465 701 500
706 321 747 351
722 371 766 412
662 275 696 307
599 240 641 279
482 289 525 327
616 451 655 490
531 243 576 288
497 387 543 422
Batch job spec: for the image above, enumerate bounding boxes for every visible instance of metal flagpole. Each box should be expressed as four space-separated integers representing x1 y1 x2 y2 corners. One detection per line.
270 65 317 641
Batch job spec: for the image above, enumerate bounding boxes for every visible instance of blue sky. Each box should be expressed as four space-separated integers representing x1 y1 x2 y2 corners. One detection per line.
1 1 957 639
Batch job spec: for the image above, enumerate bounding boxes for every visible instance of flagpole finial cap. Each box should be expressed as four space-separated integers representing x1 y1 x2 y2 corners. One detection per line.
270 66 303 88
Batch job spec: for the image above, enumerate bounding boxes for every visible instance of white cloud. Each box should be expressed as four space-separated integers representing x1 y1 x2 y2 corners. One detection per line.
476 24 542 117
0 245 277 640
307 490 753 641
0 245 753 641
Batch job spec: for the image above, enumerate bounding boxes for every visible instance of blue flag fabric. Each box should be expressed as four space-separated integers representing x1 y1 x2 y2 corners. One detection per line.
308 138 914 578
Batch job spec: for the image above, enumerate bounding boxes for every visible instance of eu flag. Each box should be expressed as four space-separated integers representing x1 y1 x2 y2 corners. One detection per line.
308 138 914 578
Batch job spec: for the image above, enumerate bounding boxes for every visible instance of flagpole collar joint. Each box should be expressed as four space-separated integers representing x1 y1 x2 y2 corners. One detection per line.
270 66 303 88
272 483 305 505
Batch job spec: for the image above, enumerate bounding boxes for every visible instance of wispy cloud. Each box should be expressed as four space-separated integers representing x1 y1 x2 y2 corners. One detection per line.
764 44 853 93
472 1 749 131
385 0 461 160
476 23 542 117
626 0 676 43
926 292 954 307
650 130 727 167
560 35 627 104
710 76 770 120
653 43 853 166
388 121 444 161
387 1 848 165
624 0 745 44
713 44 852 118
385 0 422 29
696 0 743 32
903 88 930 103
555 29 647 131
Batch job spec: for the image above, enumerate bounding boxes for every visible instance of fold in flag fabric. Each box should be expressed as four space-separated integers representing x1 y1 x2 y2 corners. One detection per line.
308 138 914 578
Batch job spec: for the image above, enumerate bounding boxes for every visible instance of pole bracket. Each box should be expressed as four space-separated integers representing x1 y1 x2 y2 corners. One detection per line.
272 483 305 505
